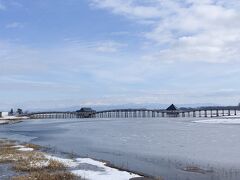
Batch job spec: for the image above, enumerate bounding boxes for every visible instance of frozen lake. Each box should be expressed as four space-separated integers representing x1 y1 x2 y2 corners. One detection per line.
1 117 240 180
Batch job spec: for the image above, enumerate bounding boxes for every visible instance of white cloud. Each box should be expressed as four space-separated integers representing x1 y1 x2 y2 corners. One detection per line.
90 0 240 63
5 22 24 29
90 0 163 20
63 39 127 53
95 41 126 53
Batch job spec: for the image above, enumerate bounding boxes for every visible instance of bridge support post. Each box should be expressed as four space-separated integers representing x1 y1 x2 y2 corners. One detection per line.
182 112 185 117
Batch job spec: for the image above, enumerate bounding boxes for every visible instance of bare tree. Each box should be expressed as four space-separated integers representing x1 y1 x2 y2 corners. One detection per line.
17 109 23 115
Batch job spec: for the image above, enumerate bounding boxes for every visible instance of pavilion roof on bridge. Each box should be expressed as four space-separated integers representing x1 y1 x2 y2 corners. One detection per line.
166 104 178 111
77 107 96 112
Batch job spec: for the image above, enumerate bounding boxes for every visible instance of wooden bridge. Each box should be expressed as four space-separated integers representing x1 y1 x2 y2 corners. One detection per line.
28 105 240 119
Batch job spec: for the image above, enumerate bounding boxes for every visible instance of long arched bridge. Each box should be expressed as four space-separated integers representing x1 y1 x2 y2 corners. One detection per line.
27 105 240 119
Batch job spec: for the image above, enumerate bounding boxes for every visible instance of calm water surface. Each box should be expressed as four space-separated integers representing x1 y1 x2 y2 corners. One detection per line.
1 118 240 180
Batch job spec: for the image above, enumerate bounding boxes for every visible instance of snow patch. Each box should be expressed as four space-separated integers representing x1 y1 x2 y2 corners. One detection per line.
72 158 141 180
0 116 29 120
18 147 34 151
77 158 105 167
13 145 25 148
44 155 141 180
194 118 240 124
0 120 9 124
13 145 34 151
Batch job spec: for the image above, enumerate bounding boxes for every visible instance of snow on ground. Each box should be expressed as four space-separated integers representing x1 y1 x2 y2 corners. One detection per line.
0 116 29 120
18 147 34 151
45 155 141 180
194 118 240 124
13 145 25 148
0 120 9 124
13 145 34 151
0 116 29 125
72 158 141 180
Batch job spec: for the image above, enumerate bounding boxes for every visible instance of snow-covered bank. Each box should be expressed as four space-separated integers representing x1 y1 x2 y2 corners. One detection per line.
194 118 240 124
46 155 141 180
0 120 9 124
72 158 141 180
0 116 29 125
0 116 29 120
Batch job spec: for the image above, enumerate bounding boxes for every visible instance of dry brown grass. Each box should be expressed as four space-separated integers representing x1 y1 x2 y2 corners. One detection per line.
0 139 80 180
24 143 41 150
0 140 16 148
12 171 78 180
48 159 67 171
12 151 67 172
0 139 16 144
0 144 20 163
13 151 47 172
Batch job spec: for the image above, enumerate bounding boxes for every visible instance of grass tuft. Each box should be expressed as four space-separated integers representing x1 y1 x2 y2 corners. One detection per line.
12 171 78 180
24 143 41 150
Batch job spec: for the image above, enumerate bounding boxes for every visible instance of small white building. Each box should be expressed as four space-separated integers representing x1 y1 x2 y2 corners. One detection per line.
0 112 9 118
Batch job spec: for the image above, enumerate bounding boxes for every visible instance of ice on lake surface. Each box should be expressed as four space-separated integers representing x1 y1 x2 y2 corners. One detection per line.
1 117 240 180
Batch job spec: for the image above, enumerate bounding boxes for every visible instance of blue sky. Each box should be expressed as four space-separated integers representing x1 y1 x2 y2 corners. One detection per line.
0 0 240 110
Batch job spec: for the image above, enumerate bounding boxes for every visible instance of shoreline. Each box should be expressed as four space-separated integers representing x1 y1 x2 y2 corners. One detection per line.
0 116 30 125
0 138 144 180
0 116 29 121
0 120 23 125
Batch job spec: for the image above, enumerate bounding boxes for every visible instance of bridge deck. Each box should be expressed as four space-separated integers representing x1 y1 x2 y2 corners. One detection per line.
27 107 239 119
